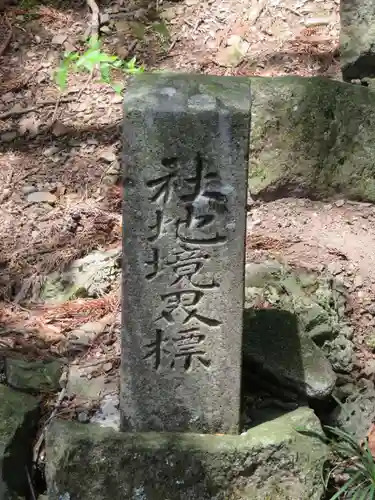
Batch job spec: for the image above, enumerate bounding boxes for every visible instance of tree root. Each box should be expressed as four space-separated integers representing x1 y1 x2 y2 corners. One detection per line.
86 0 100 38
0 97 75 120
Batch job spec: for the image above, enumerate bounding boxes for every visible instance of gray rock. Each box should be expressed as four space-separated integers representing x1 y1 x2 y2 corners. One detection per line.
52 121 69 137
90 393 120 430
67 364 119 428
330 380 375 440
100 12 110 24
122 74 251 434
245 261 345 346
51 33 67 45
67 317 110 349
46 407 328 500
363 359 375 378
304 17 331 27
216 37 249 67
43 145 61 157
66 365 115 401
5 358 63 392
249 77 375 203
242 261 353 398
26 191 57 205
0 384 40 499
366 302 375 316
243 308 336 399
341 324 354 340
99 147 117 163
41 247 121 304
323 334 355 373
301 303 335 345
245 261 283 288
1 93 14 104
100 25 112 34
21 184 37 195
77 411 90 423
1 131 17 143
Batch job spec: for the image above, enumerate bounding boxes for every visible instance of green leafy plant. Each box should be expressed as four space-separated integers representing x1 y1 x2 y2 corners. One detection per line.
323 426 375 499
54 35 144 94
298 425 375 499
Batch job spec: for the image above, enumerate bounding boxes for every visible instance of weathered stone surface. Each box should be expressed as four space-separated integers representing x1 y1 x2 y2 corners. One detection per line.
122 73 251 433
322 334 355 374
245 261 348 346
0 384 40 499
41 248 121 304
340 0 375 80
249 76 375 203
66 364 117 401
244 261 342 399
26 191 57 205
331 379 375 440
243 308 336 399
5 358 63 392
90 393 120 430
67 317 111 350
46 407 327 500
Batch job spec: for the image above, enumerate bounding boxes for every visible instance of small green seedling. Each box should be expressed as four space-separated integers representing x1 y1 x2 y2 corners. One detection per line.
54 35 144 94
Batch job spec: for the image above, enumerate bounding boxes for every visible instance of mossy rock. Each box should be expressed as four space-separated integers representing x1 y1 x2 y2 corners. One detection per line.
243 308 336 399
340 0 375 80
0 384 40 498
5 358 63 393
249 76 375 202
245 261 346 345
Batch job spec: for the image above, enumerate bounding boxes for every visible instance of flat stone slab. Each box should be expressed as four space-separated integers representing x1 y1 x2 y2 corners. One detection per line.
45 407 327 500
122 73 251 433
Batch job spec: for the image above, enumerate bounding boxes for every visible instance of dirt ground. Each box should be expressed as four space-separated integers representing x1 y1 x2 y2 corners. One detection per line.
0 0 373 388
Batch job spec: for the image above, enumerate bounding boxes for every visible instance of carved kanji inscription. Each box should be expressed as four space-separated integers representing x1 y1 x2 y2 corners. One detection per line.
121 73 251 434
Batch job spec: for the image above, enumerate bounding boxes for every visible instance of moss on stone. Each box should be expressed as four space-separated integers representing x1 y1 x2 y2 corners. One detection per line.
249 76 375 202
0 384 40 497
46 407 327 500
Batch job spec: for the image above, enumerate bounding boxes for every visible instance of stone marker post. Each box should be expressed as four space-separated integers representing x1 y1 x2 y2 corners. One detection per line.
121 73 251 434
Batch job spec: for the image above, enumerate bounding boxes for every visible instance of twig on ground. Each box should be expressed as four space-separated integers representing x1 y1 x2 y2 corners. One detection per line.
76 70 94 101
193 18 203 33
86 0 100 38
25 466 37 500
73 354 118 368
167 38 178 53
283 6 302 16
50 95 61 125
249 0 267 24
0 97 75 120
33 384 67 464
128 39 138 54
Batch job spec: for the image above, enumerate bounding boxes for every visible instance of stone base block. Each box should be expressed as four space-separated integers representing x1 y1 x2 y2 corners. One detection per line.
46 407 327 500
